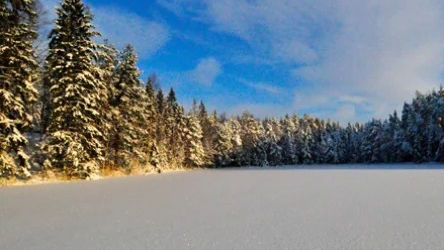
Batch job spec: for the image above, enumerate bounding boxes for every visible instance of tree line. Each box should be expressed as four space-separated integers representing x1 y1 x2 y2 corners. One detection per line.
1 0 444 180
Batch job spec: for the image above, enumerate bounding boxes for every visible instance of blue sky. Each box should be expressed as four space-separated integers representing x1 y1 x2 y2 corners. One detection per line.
41 0 444 123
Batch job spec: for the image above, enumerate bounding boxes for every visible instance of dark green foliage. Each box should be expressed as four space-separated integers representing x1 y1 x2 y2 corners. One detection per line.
0 0 38 179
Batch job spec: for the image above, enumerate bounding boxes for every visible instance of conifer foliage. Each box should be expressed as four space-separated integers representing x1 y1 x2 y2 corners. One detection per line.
108 45 153 168
3 0 444 182
41 0 107 178
0 0 38 178
184 112 206 167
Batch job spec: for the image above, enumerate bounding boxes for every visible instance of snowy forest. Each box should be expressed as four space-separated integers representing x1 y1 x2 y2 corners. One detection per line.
2 0 444 181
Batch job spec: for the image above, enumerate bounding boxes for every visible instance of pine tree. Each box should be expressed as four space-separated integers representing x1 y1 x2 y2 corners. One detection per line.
164 88 186 167
143 75 159 169
213 120 234 166
279 115 298 164
152 88 168 167
434 88 444 161
263 119 282 166
41 0 108 178
145 75 156 102
184 112 205 167
97 40 118 167
400 102 414 161
300 125 314 164
296 116 315 164
381 111 402 162
317 124 332 163
360 119 383 162
0 0 39 178
239 112 266 166
198 101 217 164
109 44 152 168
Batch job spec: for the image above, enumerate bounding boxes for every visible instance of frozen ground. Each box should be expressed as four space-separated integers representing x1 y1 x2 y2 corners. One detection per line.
2 166 444 249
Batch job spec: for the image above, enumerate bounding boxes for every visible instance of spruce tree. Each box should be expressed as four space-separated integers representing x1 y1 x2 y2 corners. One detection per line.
144 75 159 169
184 113 205 167
240 112 266 166
41 0 107 178
263 119 282 166
213 120 234 166
198 101 216 164
298 117 314 164
97 40 118 167
164 88 186 167
109 44 152 167
0 0 39 178
145 75 156 101
279 115 298 164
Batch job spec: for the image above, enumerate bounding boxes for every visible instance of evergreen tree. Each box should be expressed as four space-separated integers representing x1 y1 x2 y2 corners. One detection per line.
213 120 234 166
153 88 168 167
239 112 266 166
228 118 243 166
184 112 205 167
279 115 298 164
97 40 118 167
164 88 186 167
41 0 107 178
263 119 282 166
145 75 156 101
434 88 444 161
300 125 314 164
109 44 152 167
143 74 158 168
360 119 383 162
0 0 39 178
198 101 217 164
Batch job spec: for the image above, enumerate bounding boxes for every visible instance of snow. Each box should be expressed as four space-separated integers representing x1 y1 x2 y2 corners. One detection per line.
2 166 444 249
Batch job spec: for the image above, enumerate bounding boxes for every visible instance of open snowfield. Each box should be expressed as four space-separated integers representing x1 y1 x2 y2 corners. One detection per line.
2 166 444 250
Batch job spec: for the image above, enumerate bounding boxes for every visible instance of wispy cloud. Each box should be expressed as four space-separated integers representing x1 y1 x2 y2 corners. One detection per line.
188 57 222 86
332 104 356 124
160 0 444 122
39 0 170 59
239 78 282 94
93 7 170 59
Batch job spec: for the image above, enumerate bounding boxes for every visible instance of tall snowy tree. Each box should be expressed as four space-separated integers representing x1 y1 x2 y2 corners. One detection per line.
97 40 118 167
41 0 108 178
164 88 186 167
262 119 282 166
239 112 266 166
145 75 156 102
108 44 152 168
143 75 159 168
198 101 217 164
434 88 444 161
0 0 39 178
184 112 205 167
279 115 298 164
213 120 235 166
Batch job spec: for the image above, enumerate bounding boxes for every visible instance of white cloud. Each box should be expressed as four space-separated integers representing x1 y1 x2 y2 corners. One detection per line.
332 104 356 124
93 7 170 58
39 1 170 59
188 57 222 85
293 91 329 111
339 96 366 105
157 0 188 17
162 0 444 121
239 78 282 94
293 0 444 119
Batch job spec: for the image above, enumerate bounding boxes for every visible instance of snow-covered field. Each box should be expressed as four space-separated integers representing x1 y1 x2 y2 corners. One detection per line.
2 166 444 249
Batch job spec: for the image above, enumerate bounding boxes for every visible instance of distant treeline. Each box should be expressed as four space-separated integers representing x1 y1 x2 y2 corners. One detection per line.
1 0 444 180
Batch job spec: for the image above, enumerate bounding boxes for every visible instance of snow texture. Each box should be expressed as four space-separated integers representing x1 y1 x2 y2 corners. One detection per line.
2 166 444 249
